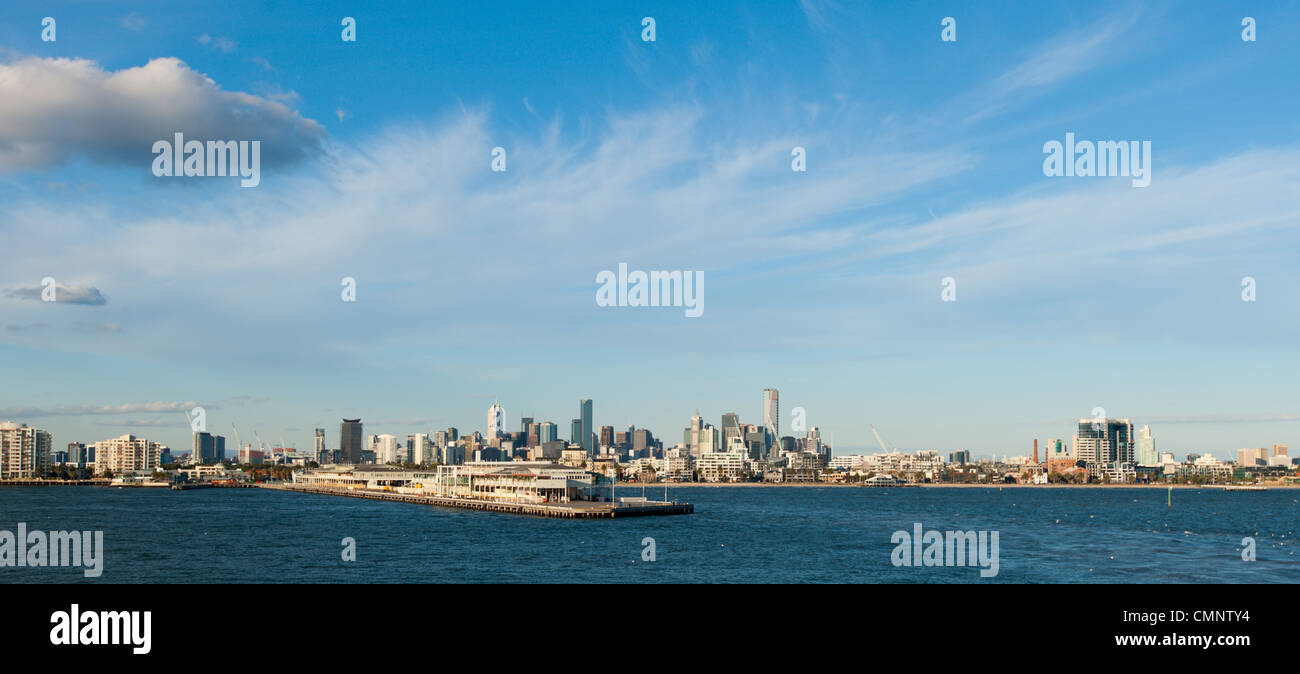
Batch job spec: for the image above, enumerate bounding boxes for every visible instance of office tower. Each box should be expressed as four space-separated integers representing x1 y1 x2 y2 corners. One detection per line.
949 450 971 465
721 413 742 449
762 388 779 458
314 428 327 463
445 427 459 441
600 425 614 448
0 422 52 479
340 418 363 464
1136 426 1157 466
632 428 652 453
579 398 593 456
1072 418 1134 467
520 417 534 435
571 419 582 447
528 422 541 447
67 442 87 468
1274 444 1289 457
96 434 163 473
192 431 224 464
487 403 504 439
1237 447 1267 467
807 427 822 455
408 433 433 464
1046 438 1068 459
539 421 558 445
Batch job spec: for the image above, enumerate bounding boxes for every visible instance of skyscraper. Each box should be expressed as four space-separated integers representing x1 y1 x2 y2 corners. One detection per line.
570 419 582 447
1136 425 1156 466
314 428 327 463
539 421 558 445
762 388 779 458
580 398 593 457
340 418 363 464
1073 418 1134 467
600 425 615 449
487 403 504 440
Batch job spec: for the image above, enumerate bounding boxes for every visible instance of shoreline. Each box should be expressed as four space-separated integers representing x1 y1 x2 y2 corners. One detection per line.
617 481 1298 489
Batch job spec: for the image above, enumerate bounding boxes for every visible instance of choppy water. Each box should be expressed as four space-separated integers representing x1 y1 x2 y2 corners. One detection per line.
0 486 1296 583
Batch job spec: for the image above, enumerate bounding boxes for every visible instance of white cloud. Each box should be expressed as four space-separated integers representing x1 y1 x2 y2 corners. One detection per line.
0 55 326 171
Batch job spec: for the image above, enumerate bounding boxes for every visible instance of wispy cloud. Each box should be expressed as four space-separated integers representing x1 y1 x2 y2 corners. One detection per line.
0 401 212 418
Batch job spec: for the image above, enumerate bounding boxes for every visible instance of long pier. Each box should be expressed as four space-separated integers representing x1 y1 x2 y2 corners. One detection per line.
264 483 693 519
0 479 110 487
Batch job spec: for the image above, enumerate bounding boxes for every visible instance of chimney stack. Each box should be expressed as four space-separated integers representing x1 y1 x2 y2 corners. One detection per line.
1033 439 1039 465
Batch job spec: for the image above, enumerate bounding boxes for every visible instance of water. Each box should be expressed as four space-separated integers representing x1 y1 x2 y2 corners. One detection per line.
0 486 1296 583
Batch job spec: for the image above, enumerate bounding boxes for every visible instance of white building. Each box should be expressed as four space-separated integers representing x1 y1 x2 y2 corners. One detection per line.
376 434 403 464
95 434 164 474
0 422 52 479
697 449 747 482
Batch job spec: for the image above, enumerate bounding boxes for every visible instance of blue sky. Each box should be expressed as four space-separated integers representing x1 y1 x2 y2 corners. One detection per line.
1 1 1298 459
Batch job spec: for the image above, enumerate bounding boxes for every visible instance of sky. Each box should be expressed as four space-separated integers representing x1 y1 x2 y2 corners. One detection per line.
1 1 1298 460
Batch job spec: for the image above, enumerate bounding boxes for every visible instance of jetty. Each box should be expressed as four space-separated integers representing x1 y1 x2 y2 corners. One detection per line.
263 483 693 519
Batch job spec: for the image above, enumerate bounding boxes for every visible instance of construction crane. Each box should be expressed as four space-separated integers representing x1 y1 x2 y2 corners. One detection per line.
869 424 891 453
231 424 242 462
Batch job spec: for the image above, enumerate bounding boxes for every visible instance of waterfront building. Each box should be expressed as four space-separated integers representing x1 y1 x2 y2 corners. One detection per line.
0 421 52 479
293 462 601 504
697 449 747 482
340 419 363 464
96 434 163 474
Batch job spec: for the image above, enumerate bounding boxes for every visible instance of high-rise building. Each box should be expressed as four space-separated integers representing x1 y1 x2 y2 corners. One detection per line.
721 413 742 450
1073 418 1134 467
762 388 779 458
339 419 363 464
949 450 971 465
376 434 402 464
1274 444 1289 457
96 434 163 474
1136 425 1157 466
539 421 558 445
487 403 504 440
570 419 582 447
408 433 433 464
579 398 593 456
600 425 615 448
1237 447 1267 467
0 422 52 479
192 431 226 464
314 428 327 463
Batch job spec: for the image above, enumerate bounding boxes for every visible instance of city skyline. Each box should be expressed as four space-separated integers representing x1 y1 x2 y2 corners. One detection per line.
3 2 1299 458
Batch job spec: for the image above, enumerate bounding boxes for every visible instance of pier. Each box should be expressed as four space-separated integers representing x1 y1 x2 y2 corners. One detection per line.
263 483 694 519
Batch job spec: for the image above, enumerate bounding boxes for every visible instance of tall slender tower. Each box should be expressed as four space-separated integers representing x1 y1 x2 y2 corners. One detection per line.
762 388 779 459
579 398 593 457
486 403 504 440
